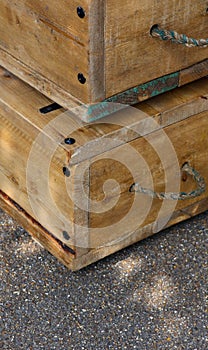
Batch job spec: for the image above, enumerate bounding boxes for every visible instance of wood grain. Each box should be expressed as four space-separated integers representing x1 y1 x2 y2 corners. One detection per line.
0 0 89 102
73 197 208 270
0 0 105 106
105 0 208 97
179 59 208 86
1 0 207 107
88 112 208 247
23 0 89 43
0 68 90 257
1 188 207 271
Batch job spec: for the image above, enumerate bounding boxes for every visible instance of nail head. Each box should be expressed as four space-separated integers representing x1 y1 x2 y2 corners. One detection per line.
63 231 70 240
77 6 85 18
64 137 76 145
63 167 70 177
78 73 86 84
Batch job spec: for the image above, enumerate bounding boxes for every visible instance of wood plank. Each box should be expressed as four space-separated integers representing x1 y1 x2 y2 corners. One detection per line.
89 112 208 248
179 59 208 86
105 0 208 97
0 112 91 256
73 198 208 270
0 68 91 257
88 0 105 102
1 188 207 271
106 62 208 104
0 0 89 102
0 113 73 236
0 0 105 105
23 0 89 43
0 51 82 109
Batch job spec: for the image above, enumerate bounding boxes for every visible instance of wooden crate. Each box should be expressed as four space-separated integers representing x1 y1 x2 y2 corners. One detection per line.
0 0 208 111
0 67 208 270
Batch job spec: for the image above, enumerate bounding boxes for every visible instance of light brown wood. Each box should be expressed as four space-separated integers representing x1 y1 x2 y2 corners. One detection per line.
0 68 90 257
88 112 208 247
73 197 208 270
0 50 82 109
0 0 88 102
0 0 105 105
105 0 208 97
1 189 207 271
88 0 105 102
0 0 207 108
179 59 208 86
23 0 89 43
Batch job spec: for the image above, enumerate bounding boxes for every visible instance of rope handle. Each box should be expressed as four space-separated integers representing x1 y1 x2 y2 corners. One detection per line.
151 24 208 47
129 163 206 200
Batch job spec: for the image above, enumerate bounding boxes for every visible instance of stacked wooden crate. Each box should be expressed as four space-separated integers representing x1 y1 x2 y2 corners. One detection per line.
0 1 208 269
0 0 208 108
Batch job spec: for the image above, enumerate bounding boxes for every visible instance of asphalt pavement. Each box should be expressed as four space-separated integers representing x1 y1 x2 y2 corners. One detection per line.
1 209 207 350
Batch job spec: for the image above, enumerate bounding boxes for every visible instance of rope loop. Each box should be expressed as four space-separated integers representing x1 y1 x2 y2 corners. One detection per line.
129 163 206 201
151 25 208 48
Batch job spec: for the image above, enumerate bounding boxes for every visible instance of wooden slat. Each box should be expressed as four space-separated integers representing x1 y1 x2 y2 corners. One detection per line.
1 188 207 271
179 59 208 86
0 0 88 102
0 51 82 109
89 112 208 248
72 198 208 270
0 68 90 256
0 113 74 237
105 0 208 97
23 0 89 43
0 116 91 256
88 0 105 102
0 0 105 105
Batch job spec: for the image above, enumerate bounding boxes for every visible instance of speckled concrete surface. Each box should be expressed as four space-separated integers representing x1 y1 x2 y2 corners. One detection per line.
1 209 207 350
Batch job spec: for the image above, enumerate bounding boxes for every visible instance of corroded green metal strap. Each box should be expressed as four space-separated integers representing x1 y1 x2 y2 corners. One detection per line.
130 163 206 200
151 25 208 47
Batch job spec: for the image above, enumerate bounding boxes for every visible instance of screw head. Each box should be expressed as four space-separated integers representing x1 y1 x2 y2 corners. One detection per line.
63 231 70 240
78 73 86 84
64 137 76 145
63 167 70 177
77 6 85 18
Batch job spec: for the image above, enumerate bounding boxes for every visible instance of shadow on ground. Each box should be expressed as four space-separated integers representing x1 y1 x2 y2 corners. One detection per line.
1 209 207 350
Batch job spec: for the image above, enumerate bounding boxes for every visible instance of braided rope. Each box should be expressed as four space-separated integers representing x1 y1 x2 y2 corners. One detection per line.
129 163 206 200
151 25 208 47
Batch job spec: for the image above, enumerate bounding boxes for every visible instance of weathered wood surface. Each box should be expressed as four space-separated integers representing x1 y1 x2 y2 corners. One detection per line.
0 68 90 257
106 60 208 105
1 189 207 270
0 0 207 109
0 0 104 106
89 112 208 247
0 69 207 269
23 0 89 43
105 0 208 97
179 59 208 86
0 0 88 102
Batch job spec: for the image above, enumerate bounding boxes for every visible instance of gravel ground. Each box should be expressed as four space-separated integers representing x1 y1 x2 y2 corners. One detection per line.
0 208 207 350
